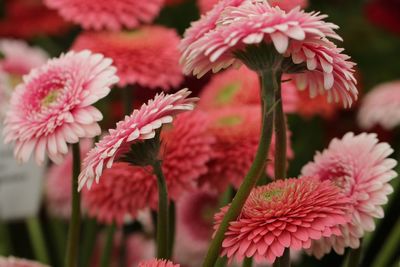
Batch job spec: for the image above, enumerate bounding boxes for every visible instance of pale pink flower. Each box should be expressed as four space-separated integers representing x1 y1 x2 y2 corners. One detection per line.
44 0 164 31
78 89 197 190
180 0 357 107
198 106 293 192
138 259 180 267
72 26 184 89
3 50 118 165
0 257 48 267
358 80 400 130
126 234 156 266
215 177 351 263
301 132 397 258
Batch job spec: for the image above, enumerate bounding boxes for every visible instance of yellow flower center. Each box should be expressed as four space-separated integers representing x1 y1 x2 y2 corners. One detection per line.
216 115 243 126
216 83 241 104
41 90 60 107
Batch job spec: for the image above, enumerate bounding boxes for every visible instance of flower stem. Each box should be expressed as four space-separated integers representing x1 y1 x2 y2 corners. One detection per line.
215 257 228 267
152 160 169 259
123 85 135 115
49 218 66 267
273 249 290 267
65 143 81 267
201 69 276 267
80 218 99 267
26 217 50 264
167 201 176 259
242 257 253 267
371 218 400 267
0 221 12 255
100 223 116 267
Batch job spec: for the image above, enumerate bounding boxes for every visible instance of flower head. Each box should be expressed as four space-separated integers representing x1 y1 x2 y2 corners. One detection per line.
180 0 357 106
44 0 164 31
138 259 180 267
3 50 118 165
215 177 351 263
0 257 48 267
78 89 197 190
199 106 293 192
72 27 184 89
301 132 397 257
358 81 400 130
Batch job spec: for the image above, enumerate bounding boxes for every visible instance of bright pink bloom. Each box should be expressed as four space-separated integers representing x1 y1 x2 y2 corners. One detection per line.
78 89 197 190
180 1 357 107
301 132 397 257
3 50 118 165
358 81 400 130
44 0 164 31
199 106 293 192
199 66 298 112
72 27 184 89
198 0 308 14
0 257 48 267
215 177 351 263
174 190 219 266
138 259 180 267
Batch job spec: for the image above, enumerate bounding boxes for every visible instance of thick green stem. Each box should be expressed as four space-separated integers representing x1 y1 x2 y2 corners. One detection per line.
0 221 12 256
273 249 290 267
242 257 253 267
343 245 362 267
152 160 169 259
371 218 400 267
49 218 66 267
201 69 276 267
80 218 99 267
100 223 116 267
215 257 228 267
64 143 81 267
167 201 176 259
26 217 50 264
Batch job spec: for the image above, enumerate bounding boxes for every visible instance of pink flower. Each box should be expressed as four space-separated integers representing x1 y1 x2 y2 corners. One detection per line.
198 106 293 192
0 257 48 267
126 234 156 266
45 139 92 219
214 177 351 263
78 89 197 190
358 81 400 130
72 26 184 89
3 50 118 165
197 0 308 14
44 0 164 31
180 1 357 106
301 132 397 258
174 190 219 266
294 88 341 119
199 66 298 112
138 259 180 267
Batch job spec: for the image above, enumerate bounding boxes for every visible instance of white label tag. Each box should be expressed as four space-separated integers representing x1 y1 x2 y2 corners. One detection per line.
0 124 44 220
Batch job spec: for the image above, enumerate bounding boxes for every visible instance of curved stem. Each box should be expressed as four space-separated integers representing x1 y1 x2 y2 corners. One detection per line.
26 217 50 264
201 69 276 267
152 160 169 259
65 143 81 267
371 218 400 267
100 223 116 267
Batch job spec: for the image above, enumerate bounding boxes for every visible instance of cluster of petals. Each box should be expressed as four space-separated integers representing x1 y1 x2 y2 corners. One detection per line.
294 88 341 119
199 66 298 112
198 0 308 14
78 89 198 190
357 81 400 130
0 257 48 267
301 132 397 257
0 0 71 39
3 50 118 165
214 177 351 263
44 0 164 31
138 259 180 267
72 26 183 89
180 0 358 107
198 106 293 192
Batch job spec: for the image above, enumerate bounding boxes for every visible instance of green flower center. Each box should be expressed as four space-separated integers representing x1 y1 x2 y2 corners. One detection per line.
263 188 283 201
216 115 243 126
41 90 60 107
216 83 241 104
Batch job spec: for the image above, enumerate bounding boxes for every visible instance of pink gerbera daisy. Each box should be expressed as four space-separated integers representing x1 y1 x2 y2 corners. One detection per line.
180 0 357 106
0 257 48 267
358 81 400 130
198 66 298 112
214 177 351 263
44 0 164 31
301 132 397 257
72 27 184 89
78 89 197 190
3 50 118 165
199 106 293 192
138 259 180 267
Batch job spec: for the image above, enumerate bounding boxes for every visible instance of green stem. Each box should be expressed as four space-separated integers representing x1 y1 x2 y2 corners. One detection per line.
152 160 169 259
273 249 290 267
371 218 400 267
64 143 81 267
80 218 99 267
168 201 176 259
26 217 50 264
343 245 362 267
49 218 67 267
242 257 253 267
100 223 116 267
0 221 12 256
123 85 134 115
201 69 276 267
215 256 228 267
